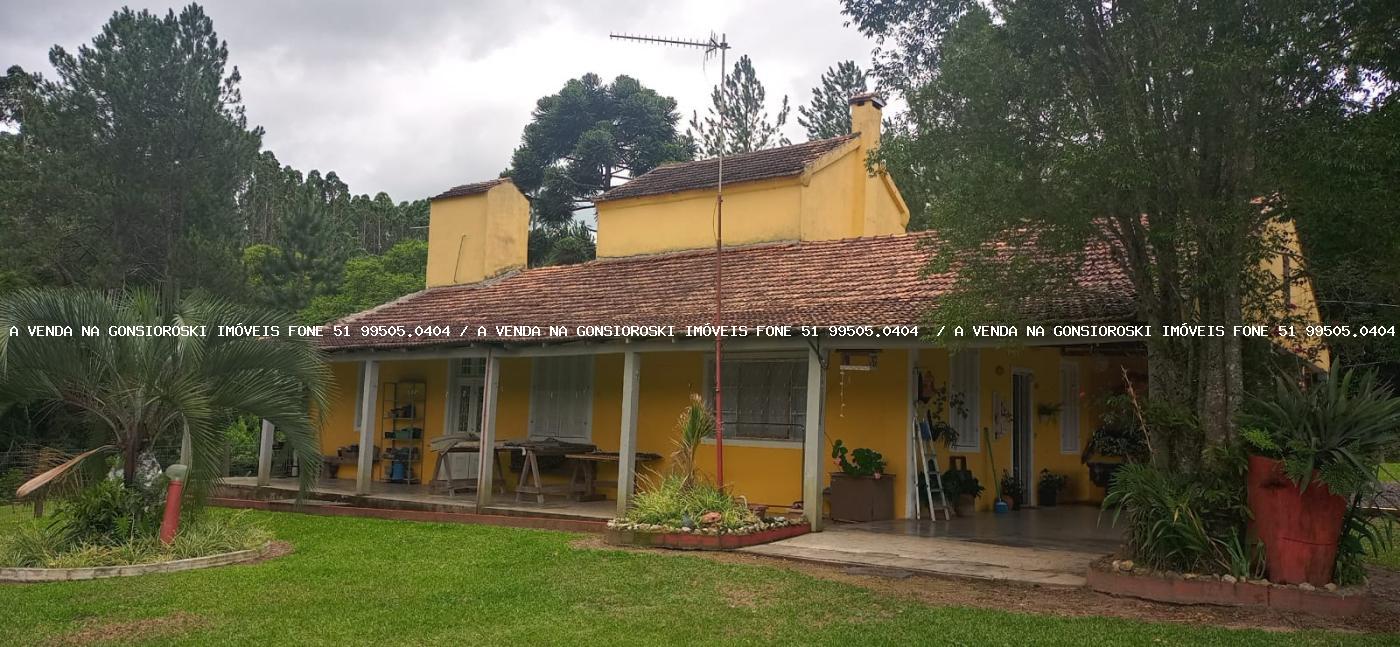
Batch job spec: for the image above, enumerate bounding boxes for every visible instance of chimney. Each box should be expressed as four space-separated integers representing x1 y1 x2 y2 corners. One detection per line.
848 92 885 155
425 178 529 287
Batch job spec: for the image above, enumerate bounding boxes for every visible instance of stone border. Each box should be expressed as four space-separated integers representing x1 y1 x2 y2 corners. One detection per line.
0 543 274 583
1087 561 1371 618
604 523 809 550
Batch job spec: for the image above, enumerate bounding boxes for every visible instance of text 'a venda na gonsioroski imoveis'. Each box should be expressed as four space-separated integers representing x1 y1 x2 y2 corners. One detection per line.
8 323 1393 340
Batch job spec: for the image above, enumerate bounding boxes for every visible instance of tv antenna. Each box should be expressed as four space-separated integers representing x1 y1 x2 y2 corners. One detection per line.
610 31 732 487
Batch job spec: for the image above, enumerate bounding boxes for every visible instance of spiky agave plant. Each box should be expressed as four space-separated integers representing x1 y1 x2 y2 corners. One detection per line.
0 288 330 502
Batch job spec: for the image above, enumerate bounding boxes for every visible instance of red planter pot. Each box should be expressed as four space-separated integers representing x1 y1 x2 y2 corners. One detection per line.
1247 455 1348 586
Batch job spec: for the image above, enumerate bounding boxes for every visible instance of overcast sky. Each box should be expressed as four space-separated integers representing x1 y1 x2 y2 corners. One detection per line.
2 0 878 201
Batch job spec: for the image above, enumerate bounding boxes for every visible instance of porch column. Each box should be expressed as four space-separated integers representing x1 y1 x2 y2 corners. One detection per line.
256 420 275 486
475 350 502 512
355 360 380 495
615 350 642 517
803 345 827 531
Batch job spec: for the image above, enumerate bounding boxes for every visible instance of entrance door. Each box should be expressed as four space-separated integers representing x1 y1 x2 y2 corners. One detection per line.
1011 371 1034 505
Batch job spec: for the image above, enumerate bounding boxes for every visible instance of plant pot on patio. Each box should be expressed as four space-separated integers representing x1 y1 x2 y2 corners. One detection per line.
828 472 895 522
1247 455 1348 586
952 493 976 517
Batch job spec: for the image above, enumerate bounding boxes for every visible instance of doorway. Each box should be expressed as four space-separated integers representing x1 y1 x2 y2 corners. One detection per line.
1011 371 1034 505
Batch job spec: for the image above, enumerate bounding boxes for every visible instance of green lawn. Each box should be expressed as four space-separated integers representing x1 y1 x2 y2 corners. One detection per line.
0 507 1394 646
1382 463 1399 482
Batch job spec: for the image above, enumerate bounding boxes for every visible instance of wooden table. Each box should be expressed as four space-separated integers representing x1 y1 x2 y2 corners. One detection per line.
509 440 597 503
429 440 509 496
565 451 663 502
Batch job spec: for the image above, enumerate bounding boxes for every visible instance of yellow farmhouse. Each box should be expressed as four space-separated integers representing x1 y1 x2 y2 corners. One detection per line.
280 94 1322 530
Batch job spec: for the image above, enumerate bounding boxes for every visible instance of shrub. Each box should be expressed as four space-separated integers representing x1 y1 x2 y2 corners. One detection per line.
1102 462 1252 575
0 509 270 568
57 479 163 547
831 440 886 477
626 474 758 531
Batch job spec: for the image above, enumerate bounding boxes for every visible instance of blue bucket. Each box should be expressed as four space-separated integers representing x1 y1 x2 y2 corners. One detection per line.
993 499 1010 514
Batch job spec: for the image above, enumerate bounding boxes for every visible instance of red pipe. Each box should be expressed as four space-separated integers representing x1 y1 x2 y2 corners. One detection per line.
159 466 188 545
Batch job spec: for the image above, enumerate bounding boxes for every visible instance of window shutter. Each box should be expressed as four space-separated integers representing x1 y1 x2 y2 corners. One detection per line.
951 350 980 451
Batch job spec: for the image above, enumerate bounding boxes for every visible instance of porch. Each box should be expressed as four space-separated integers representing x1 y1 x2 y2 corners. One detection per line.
742 506 1121 587
219 476 615 521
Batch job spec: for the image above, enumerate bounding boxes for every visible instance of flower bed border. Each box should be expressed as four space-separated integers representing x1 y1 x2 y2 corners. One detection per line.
0 542 275 583
604 523 809 550
1086 558 1371 618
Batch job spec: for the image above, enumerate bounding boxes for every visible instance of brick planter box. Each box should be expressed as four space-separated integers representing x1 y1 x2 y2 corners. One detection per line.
1087 562 1371 618
604 523 809 550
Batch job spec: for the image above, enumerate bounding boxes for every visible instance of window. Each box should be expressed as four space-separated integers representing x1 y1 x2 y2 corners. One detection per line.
705 356 807 442
1060 361 1081 454
528 356 594 441
950 351 980 451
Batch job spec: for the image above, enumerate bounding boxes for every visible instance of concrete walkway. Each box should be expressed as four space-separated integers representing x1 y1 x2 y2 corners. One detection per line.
742 508 1116 587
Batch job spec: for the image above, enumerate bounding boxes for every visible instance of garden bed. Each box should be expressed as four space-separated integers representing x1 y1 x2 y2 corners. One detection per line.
604 519 809 550
1086 556 1372 618
0 541 285 583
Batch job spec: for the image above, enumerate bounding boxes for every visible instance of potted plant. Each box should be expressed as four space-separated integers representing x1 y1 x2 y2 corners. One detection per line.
1036 469 1068 507
1036 402 1062 423
1242 366 1400 586
941 468 983 516
998 470 1025 510
1082 393 1151 488
829 440 893 522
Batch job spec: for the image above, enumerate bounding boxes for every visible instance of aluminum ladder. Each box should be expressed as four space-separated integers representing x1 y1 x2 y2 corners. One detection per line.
914 419 954 521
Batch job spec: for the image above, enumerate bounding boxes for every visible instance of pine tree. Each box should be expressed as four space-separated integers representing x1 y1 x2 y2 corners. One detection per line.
797 61 868 140
689 55 791 156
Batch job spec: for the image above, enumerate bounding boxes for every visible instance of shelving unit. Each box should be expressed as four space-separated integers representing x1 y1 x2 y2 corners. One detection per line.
380 380 426 485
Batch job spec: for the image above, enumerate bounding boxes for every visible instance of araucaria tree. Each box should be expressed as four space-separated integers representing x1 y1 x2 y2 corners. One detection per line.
689 55 792 156
797 61 869 140
507 74 692 266
841 0 1393 463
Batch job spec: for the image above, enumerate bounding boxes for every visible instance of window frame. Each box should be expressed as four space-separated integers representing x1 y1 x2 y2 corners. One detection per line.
949 350 981 452
703 353 808 444
527 355 595 442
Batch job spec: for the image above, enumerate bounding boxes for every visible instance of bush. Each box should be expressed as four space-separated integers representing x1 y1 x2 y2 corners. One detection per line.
626 474 758 531
0 509 270 568
1102 462 1253 576
57 479 163 547
831 440 886 477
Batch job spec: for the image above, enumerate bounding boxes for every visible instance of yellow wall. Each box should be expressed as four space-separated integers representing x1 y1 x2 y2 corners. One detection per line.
594 179 804 257
594 139 909 257
318 347 1142 518
1261 219 1330 370
425 181 529 287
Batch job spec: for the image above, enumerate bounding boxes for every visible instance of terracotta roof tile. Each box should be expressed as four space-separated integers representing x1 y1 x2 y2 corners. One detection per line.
596 135 858 202
432 177 509 200
319 232 1136 351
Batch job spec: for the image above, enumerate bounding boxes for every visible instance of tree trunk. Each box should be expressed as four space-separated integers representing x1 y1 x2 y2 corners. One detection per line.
123 445 139 486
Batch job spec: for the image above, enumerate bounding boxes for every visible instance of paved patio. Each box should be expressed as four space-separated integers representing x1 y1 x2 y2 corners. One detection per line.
741 506 1120 587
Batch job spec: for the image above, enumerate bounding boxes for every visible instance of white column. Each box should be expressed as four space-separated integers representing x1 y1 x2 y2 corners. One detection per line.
905 348 918 519
355 360 380 495
256 420 275 486
615 351 642 518
803 345 827 531
475 351 502 512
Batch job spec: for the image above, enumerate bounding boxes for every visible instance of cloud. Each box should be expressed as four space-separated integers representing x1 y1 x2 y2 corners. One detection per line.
1 0 876 200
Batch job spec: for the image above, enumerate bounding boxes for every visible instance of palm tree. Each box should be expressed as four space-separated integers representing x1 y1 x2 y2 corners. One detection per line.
0 288 330 496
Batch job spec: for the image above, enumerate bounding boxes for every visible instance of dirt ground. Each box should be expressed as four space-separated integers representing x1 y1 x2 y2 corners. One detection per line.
571 536 1400 635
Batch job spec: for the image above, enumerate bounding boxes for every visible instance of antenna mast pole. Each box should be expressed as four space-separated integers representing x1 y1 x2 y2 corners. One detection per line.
611 31 731 488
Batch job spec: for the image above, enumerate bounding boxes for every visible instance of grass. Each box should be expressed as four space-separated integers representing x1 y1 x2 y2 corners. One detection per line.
0 506 1395 646
1381 463 1399 482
